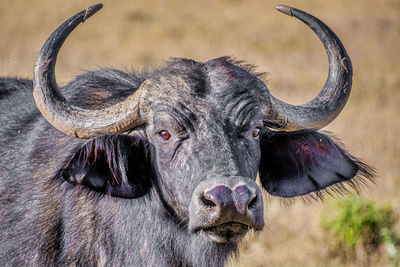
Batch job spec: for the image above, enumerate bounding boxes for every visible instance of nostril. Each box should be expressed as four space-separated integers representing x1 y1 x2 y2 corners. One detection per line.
200 194 217 207
248 195 257 210
233 185 258 214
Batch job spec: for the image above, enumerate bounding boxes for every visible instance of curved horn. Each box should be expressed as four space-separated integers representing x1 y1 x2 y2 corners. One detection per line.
33 4 145 139
263 5 353 130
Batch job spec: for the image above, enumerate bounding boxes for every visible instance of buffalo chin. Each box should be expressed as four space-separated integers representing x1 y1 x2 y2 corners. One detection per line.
202 222 250 243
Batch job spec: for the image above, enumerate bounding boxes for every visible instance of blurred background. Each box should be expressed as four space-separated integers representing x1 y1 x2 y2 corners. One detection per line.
1 0 399 266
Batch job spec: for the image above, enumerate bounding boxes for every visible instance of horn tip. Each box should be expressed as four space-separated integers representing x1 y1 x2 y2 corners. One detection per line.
83 3 103 22
275 5 293 16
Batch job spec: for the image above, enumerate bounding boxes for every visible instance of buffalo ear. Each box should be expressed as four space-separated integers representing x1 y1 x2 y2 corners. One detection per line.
259 130 373 198
61 134 151 198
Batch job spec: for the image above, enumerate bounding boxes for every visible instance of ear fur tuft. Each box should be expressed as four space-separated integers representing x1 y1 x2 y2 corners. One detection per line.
259 129 375 199
61 134 151 199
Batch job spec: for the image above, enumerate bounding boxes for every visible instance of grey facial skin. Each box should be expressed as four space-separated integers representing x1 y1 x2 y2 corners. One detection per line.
0 4 373 267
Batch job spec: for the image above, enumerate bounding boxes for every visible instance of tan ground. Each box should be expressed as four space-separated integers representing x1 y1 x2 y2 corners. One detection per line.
1 0 399 266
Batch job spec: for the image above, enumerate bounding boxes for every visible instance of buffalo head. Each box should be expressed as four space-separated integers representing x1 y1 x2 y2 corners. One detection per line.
32 4 371 244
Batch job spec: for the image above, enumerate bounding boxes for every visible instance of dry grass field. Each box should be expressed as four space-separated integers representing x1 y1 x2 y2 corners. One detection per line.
1 0 399 266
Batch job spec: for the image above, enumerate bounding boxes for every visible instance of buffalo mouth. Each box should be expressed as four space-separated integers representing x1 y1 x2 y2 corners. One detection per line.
199 222 251 243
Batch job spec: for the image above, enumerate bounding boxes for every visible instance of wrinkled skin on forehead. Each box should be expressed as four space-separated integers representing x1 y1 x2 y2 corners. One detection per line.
143 57 267 219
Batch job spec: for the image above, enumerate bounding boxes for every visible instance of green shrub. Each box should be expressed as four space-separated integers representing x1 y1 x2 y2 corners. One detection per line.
381 227 400 266
321 196 396 262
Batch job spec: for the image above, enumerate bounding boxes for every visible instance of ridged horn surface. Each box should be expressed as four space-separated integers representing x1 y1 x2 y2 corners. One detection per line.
264 5 353 130
33 4 146 139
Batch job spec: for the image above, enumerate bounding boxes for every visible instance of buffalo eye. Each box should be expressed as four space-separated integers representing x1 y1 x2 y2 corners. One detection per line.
158 130 171 141
252 128 261 137
240 127 262 138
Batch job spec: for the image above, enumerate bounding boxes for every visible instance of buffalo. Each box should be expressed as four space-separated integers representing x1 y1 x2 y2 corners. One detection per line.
0 4 372 266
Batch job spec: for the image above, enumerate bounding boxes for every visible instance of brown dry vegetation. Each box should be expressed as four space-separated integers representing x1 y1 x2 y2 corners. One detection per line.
1 0 399 266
